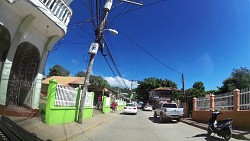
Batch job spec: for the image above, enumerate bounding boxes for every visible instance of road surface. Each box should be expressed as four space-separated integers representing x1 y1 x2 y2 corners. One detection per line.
76 109 244 141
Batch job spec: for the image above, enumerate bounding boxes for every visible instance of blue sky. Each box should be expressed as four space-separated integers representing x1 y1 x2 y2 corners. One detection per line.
45 0 250 91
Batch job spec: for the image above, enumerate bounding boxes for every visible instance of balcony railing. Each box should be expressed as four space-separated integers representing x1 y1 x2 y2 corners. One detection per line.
40 0 72 26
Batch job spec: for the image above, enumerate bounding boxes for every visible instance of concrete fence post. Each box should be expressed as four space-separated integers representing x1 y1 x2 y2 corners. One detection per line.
233 89 240 112
210 94 214 111
193 97 197 111
45 79 57 124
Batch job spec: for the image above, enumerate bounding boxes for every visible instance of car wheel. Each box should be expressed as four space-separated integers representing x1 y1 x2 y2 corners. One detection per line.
177 118 181 122
154 111 157 118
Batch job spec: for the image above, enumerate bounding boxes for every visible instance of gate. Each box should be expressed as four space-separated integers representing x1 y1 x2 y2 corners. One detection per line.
6 42 40 108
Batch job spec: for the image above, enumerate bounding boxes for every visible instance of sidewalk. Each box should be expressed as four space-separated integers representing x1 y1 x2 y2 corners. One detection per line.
8 110 120 141
181 118 250 140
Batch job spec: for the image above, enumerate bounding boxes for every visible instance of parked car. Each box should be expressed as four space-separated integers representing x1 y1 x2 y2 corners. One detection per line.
154 103 183 122
143 104 152 111
137 103 142 109
123 103 137 115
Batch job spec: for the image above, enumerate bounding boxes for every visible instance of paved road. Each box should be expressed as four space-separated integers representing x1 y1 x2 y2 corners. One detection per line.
76 110 245 141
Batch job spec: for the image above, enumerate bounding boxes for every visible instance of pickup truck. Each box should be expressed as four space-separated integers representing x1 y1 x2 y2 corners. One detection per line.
154 103 184 122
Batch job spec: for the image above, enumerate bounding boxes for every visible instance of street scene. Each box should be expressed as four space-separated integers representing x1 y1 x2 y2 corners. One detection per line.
76 110 245 141
1 0 250 141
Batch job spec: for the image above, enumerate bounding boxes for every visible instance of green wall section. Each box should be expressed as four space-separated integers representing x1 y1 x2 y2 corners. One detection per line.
45 78 126 125
45 79 94 125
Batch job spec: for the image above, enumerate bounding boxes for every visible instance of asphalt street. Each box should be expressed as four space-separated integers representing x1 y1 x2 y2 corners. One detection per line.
75 109 245 141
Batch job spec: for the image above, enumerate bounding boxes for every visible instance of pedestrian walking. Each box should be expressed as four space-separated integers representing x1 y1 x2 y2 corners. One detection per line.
111 101 117 113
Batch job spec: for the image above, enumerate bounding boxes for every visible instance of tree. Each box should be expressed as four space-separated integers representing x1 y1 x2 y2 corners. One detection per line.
218 67 250 93
135 77 178 102
90 75 110 88
75 71 86 77
47 64 70 77
75 71 110 88
182 81 206 116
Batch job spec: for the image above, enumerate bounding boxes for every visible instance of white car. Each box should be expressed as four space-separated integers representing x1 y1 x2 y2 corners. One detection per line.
143 105 153 111
123 103 137 115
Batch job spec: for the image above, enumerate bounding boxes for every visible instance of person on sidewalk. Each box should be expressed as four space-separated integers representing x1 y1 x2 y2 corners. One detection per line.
111 101 117 113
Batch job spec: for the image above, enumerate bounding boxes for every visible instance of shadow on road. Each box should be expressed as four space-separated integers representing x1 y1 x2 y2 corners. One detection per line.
148 117 178 124
120 113 137 115
188 133 224 141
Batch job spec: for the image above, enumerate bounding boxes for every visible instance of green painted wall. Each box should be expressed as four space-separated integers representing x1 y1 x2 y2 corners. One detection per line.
45 79 94 125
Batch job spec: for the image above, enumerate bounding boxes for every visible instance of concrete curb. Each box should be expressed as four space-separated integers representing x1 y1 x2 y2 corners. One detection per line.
181 119 250 140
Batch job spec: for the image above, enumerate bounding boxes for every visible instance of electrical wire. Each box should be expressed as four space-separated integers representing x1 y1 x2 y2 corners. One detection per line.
101 51 123 86
104 42 130 89
110 22 182 75
109 0 168 20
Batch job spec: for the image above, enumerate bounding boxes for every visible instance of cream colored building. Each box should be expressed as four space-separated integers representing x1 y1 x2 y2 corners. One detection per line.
0 0 73 112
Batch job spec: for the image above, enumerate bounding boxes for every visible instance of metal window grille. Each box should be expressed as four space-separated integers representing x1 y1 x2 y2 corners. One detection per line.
196 97 210 111
240 88 250 110
55 84 77 107
214 92 233 110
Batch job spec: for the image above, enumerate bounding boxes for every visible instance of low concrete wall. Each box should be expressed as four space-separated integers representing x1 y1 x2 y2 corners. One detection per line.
45 79 94 125
192 110 250 130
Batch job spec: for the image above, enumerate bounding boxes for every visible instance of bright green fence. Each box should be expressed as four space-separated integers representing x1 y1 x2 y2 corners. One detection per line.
45 79 94 125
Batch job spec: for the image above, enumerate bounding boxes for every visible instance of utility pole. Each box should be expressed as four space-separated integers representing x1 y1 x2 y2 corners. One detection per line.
182 73 185 95
77 0 113 124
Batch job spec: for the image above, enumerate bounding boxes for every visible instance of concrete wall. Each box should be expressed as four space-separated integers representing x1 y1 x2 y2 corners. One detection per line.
45 79 94 125
192 110 250 130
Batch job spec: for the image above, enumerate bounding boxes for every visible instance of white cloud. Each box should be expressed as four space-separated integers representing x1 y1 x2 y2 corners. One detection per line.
104 76 139 89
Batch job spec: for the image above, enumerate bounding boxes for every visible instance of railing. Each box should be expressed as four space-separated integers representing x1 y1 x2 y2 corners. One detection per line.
214 92 233 110
240 88 250 110
196 97 210 111
39 0 72 26
55 84 77 106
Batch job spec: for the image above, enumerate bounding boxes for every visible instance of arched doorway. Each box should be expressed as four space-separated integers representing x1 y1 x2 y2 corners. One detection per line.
0 24 11 79
6 42 40 108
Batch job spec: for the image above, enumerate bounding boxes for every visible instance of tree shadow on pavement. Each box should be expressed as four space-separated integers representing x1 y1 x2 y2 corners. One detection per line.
148 117 178 124
189 133 224 141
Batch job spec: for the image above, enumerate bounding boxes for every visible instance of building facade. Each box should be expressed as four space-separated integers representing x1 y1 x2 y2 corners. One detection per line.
0 0 73 113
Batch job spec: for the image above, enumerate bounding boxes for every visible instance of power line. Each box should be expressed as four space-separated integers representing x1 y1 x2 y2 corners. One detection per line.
109 0 167 19
101 51 123 86
110 22 182 75
104 42 130 89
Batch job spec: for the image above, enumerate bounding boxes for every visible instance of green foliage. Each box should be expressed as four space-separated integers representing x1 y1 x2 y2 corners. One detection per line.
90 75 110 88
183 81 206 102
75 71 110 88
206 89 218 95
75 71 86 77
47 64 70 77
218 67 250 93
135 77 178 102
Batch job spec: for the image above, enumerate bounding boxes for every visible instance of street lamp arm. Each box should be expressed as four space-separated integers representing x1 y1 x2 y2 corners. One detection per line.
102 29 118 35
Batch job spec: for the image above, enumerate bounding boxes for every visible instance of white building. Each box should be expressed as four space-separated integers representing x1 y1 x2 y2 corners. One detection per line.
0 0 73 115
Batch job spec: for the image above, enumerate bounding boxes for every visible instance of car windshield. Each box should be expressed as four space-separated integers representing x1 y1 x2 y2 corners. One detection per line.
162 104 177 108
